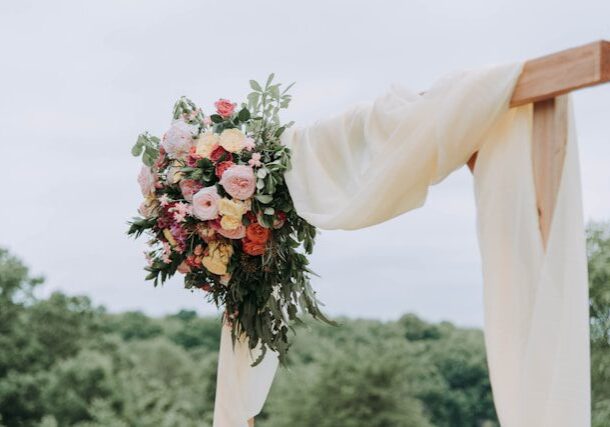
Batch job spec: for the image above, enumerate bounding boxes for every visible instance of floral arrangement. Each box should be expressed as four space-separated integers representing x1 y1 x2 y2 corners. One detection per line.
128 75 331 364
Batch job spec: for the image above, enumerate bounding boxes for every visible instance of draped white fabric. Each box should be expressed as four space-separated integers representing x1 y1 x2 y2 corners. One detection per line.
213 325 278 427
213 63 591 426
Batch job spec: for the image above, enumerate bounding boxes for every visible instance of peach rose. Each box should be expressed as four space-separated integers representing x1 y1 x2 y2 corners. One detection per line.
219 165 256 200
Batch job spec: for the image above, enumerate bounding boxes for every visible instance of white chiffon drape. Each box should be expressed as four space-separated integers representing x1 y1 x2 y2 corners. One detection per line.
213 63 591 426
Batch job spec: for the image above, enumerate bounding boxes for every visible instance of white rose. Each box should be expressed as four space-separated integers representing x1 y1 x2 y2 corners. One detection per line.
161 120 195 159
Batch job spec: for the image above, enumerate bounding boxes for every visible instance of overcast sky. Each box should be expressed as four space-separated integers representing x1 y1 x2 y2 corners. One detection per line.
1 0 609 327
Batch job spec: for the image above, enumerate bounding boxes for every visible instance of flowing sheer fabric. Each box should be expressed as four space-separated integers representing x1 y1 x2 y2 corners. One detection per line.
213 63 590 426
213 325 278 427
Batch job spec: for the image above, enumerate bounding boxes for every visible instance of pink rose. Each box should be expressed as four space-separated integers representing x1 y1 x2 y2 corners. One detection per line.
211 219 246 239
179 179 204 202
214 98 236 118
219 165 256 200
137 166 156 196
161 121 195 159
192 186 220 220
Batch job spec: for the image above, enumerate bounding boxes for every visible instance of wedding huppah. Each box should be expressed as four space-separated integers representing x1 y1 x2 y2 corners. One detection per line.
129 41 609 427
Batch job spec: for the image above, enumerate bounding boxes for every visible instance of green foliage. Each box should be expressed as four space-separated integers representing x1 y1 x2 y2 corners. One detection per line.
2 220 610 426
131 132 160 167
587 222 610 427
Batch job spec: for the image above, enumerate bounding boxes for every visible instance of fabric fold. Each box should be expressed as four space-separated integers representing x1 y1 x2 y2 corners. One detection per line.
213 324 278 427
213 63 590 426
280 64 590 426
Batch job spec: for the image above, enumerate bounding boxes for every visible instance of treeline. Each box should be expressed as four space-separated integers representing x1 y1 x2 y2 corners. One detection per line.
0 222 608 426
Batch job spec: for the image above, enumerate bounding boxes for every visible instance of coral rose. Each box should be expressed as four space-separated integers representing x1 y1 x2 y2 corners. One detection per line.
219 165 256 200
214 98 236 118
192 186 220 220
242 239 266 256
215 160 234 178
246 223 270 244
219 129 246 153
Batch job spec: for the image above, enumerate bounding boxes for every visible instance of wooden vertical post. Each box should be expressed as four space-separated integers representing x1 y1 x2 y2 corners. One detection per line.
532 95 569 248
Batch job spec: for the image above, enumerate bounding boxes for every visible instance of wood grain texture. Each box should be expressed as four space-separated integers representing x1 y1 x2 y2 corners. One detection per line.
468 40 609 172
510 40 610 107
532 95 569 248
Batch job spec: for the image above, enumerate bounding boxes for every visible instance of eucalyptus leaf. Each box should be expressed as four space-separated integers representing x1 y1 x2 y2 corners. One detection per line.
255 194 273 204
250 80 263 92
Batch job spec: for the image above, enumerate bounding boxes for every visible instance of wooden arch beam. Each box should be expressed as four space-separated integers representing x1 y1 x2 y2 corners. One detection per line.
468 40 610 247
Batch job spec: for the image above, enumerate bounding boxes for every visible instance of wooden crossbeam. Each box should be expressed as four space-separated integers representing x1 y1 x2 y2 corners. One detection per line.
468 40 609 247
510 40 610 107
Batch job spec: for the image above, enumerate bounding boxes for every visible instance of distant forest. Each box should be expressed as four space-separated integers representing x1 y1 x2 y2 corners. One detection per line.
1 222 608 426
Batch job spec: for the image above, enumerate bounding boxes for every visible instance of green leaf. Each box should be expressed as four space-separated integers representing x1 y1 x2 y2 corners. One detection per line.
238 107 251 122
131 142 143 156
249 80 263 92
265 73 275 88
210 114 224 123
269 85 280 99
255 194 273 204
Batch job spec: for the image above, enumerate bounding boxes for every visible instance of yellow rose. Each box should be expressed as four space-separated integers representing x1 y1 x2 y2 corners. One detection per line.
195 133 219 158
219 129 246 153
220 215 242 230
162 229 177 247
201 241 234 275
218 198 248 218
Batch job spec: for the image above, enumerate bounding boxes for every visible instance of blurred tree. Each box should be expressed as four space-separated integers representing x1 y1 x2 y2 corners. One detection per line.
102 311 162 341
265 339 432 427
587 222 610 427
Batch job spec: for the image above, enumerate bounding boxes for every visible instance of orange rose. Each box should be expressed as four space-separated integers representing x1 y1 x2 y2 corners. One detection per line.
246 223 270 244
243 239 266 256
